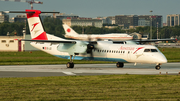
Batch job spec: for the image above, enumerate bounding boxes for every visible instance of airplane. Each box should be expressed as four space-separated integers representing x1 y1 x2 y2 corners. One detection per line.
63 24 133 41
7 9 173 70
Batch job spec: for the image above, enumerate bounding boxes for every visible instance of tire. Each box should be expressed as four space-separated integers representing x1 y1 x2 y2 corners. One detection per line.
66 62 74 68
155 65 161 70
116 62 124 68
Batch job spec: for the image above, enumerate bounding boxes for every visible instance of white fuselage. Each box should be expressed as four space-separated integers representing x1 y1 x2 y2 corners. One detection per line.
30 35 167 65
65 33 133 41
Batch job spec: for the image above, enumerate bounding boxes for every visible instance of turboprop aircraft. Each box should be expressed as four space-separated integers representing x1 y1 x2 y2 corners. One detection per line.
63 24 133 41
7 9 173 70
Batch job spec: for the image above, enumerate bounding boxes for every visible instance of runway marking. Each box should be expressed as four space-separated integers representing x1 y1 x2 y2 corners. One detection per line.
62 72 76 75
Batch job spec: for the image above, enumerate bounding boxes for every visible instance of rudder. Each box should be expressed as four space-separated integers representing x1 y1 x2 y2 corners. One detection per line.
63 24 79 36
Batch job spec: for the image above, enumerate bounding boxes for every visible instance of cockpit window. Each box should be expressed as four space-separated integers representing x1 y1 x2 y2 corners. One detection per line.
144 49 158 52
144 49 151 52
151 49 158 52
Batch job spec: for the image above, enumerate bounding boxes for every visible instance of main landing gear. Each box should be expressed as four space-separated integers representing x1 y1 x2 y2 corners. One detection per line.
155 64 161 70
116 62 124 68
66 55 75 68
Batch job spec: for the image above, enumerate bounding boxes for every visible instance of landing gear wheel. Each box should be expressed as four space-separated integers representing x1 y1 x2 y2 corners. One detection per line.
116 62 124 68
155 65 161 70
66 62 74 68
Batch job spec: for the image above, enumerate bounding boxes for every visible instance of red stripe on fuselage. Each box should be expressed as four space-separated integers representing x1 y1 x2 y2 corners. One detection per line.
133 47 144 54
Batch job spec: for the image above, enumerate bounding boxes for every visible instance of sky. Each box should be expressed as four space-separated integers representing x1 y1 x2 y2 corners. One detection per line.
0 0 180 23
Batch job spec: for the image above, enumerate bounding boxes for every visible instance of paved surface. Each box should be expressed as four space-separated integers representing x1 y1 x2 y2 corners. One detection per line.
0 63 180 77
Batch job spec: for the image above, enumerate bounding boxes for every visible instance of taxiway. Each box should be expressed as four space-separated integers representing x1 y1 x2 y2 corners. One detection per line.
0 63 180 77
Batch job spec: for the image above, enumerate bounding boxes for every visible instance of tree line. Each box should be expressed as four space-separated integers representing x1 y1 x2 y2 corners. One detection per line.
0 17 180 40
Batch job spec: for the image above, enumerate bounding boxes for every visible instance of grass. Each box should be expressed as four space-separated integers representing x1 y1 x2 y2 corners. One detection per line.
0 47 180 65
0 75 180 100
159 48 180 62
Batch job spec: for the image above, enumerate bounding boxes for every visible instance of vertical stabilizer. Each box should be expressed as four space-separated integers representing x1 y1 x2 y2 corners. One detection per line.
26 9 48 40
63 24 79 36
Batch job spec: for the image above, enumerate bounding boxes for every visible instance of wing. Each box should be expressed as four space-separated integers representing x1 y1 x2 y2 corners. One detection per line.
20 39 76 44
19 39 97 56
134 38 177 43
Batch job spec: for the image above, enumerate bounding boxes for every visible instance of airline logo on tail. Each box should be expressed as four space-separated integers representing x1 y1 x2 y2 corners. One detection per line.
31 22 39 32
63 24 79 36
67 28 71 33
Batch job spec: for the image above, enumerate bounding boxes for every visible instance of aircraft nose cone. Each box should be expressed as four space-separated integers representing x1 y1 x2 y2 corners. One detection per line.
160 57 167 63
158 55 167 63
154 53 167 63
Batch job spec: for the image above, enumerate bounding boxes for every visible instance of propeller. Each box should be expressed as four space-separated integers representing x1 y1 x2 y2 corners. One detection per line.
86 35 97 59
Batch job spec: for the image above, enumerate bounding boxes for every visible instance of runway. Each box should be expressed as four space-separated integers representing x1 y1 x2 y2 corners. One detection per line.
0 63 180 77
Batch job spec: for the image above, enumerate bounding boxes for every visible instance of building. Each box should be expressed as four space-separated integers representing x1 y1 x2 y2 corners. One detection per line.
0 11 9 23
167 14 180 27
107 16 115 24
115 15 162 29
150 15 163 28
14 14 52 23
14 14 26 22
56 13 79 20
0 36 24 51
0 34 39 51
138 15 162 28
115 15 138 29
138 15 151 26
62 18 103 28
96 16 115 25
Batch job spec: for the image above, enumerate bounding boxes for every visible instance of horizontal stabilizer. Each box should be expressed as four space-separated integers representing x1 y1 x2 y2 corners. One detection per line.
3 11 59 14
134 38 177 43
18 39 76 44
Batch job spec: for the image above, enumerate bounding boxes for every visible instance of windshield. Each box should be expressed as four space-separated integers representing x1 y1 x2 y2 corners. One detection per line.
144 49 158 52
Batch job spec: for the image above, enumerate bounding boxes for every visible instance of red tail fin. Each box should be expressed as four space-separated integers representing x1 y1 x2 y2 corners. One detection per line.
26 9 48 40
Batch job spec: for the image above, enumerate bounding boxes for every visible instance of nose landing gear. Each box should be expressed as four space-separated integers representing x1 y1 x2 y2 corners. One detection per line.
155 64 161 70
